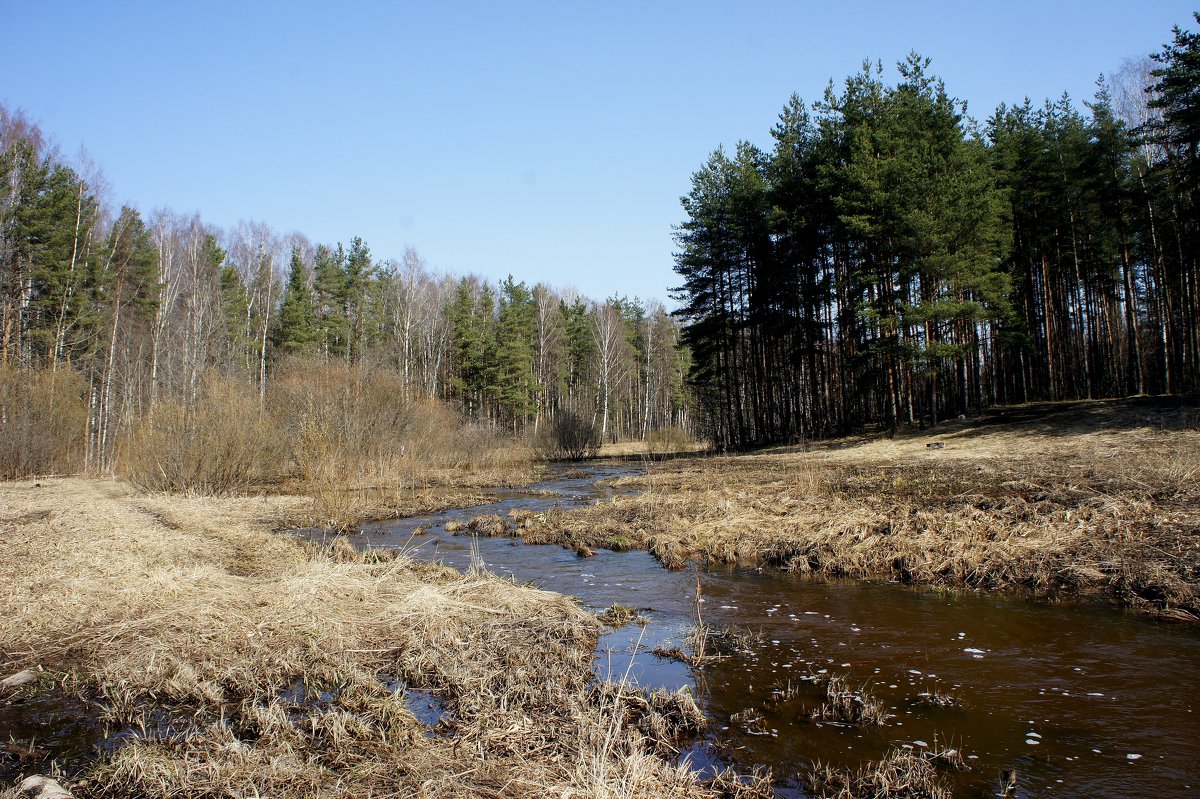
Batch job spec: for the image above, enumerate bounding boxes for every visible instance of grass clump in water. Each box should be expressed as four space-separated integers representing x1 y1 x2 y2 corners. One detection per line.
807 746 952 799
914 687 964 709
806 672 891 726
598 604 646 628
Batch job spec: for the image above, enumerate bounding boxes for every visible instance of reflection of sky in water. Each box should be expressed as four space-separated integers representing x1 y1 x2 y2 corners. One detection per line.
349 464 1200 799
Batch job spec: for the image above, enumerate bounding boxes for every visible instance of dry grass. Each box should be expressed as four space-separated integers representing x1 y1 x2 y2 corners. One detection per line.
598 605 645 628
117 363 537 534
0 477 749 798
522 398 1200 617
914 687 963 709
806 747 954 799
806 673 891 726
597 436 706 459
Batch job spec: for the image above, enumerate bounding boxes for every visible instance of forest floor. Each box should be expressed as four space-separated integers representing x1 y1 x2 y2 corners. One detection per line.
521 396 1200 619
0 478 758 799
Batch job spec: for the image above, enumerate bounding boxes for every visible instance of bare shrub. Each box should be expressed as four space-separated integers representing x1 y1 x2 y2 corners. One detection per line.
402 397 467 468
401 398 530 474
269 359 412 482
120 375 280 494
542 410 600 461
268 360 530 526
448 420 530 472
0 366 87 478
269 361 417 530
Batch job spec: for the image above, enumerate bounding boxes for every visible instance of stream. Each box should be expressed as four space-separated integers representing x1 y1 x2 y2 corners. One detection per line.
350 462 1200 799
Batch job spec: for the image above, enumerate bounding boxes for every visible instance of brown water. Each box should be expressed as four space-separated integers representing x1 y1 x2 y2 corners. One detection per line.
353 463 1200 798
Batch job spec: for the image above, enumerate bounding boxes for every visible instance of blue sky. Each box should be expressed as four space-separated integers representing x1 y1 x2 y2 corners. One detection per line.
2 1 1193 304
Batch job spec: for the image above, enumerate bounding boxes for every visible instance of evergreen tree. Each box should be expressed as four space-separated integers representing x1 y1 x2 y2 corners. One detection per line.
313 243 349 359
449 278 496 418
344 236 379 363
559 296 594 410
274 244 318 354
1148 12 1200 178
494 276 538 429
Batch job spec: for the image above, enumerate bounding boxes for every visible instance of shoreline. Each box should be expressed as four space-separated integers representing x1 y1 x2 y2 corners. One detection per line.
510 398 1200 620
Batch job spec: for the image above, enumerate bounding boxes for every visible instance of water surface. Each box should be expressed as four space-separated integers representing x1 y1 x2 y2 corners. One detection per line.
357 463 1200 798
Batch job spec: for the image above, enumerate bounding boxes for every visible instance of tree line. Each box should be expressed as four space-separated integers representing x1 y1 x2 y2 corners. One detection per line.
0 110 690 475
673 18 1200 448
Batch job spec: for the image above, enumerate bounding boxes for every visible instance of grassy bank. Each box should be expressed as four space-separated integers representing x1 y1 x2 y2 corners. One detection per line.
518 398 1200 619
0 478 758 798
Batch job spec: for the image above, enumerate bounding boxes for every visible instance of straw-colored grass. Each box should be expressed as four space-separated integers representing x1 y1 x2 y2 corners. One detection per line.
806 673 891 726
522 398 1200 617
117 364 538 533
807 746 953 799
597 435 706 459
0 478 755 798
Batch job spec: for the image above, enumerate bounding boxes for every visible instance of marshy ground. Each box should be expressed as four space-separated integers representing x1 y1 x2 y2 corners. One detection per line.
3 396 1197 799
0 478 754 798
521 397 1200 619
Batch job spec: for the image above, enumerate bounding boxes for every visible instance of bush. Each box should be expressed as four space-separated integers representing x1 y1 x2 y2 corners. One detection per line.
123 357 533 498
542 411 599 461
120 375 281 494
270 360 413 482
0 366 87 479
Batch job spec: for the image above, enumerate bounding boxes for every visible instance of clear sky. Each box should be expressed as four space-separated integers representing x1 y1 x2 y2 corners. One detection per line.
2 1 1193 305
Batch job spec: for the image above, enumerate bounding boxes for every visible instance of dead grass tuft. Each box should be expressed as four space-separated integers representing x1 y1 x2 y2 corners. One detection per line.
806 747 952 799
914 687 963 709
806 673 891 726
467 513 508 535
599 605 644 628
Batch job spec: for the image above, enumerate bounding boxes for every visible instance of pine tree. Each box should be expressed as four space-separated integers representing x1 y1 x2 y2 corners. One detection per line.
559 296 594 410
274 244 318 354
494 276 538 429
1148 13 1200 177
313 244 349 360
449 278 496 419
344 237 379 363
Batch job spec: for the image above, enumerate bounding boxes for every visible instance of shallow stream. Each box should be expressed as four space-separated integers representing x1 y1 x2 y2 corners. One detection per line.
352 463 1200 799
